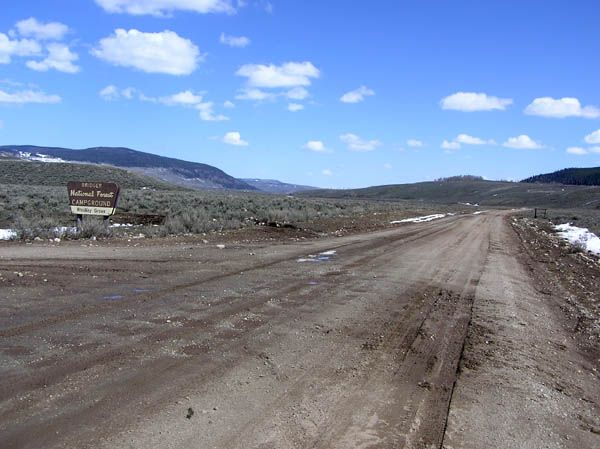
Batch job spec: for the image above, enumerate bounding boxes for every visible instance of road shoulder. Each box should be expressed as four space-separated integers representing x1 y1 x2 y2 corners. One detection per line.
443 215 600 449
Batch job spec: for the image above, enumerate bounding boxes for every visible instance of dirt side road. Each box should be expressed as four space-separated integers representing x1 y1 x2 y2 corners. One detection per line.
0 211 598 448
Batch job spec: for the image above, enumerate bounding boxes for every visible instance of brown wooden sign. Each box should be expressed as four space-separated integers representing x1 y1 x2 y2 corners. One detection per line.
67 181 120 216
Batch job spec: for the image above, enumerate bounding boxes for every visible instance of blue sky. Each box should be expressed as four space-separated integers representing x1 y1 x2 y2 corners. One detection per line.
1 0 600 188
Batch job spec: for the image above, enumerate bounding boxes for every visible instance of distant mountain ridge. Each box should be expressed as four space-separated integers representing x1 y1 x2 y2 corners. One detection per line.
521 167 600 186
241 178 317 194
0 145 256 191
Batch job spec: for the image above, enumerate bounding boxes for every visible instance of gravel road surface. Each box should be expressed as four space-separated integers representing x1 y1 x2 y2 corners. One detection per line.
1 211 598 448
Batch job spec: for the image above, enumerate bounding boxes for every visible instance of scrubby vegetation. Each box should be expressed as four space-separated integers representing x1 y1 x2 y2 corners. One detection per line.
0 183 435 239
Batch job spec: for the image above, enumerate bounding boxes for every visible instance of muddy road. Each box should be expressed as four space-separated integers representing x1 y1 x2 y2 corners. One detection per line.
1 211 598 448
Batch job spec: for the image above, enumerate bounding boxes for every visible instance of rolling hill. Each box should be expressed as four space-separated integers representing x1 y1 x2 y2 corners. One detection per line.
0 160 184 190
521 167 600 186
299 179 600 208
0 145 256 191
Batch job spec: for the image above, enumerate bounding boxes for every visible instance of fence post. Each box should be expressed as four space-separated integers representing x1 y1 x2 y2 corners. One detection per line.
534 208 537 218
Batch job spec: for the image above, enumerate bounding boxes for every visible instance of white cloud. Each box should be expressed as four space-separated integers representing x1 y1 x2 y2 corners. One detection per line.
100 85 138 100
0 89 61 104
286 86 309 100
160 90 203 105
340 133 381 152
92 29 200 75
223 131 248 146
566 147 588 155
340 85 374 104
322 168 332 176
95 0 235 16
383 162 392 170
524 97 600 119
406 139 423 148
234 87 275 101
196 101 228 121
503 135 544 149
236 61 319 88
104 86 227 121
26 43 79 73
441 140 460 150
455 133 495 145
441 91 513 112
158 90 228 121
566 146 600 155
303 140 327 152
223 100 235 108
584 129 600 144
0 33 41 64
287 103 303 112
15 18 69 40
219 32 250 48
441 134 494 150
99 85 119 100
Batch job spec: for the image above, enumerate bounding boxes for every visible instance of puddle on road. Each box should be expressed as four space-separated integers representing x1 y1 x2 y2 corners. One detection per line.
298 250 337 263
101 294 124 301
133 288 151 293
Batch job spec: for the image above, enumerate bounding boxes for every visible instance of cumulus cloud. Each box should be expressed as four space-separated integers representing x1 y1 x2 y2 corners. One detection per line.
441 91 513 112
322 168 332 176
441 140 460 150
340 133 381 152
566 147 588 155
585 129 600 144
234 88 275 101
524 97 600 119
566 146 600 155
286 86 309 100
0 88 61 104
100 85 120 100
236 61 319 88
0 32 41 64
287 103 303 112
92 29 200 75
223 100 235 108
196 101 228 121
15 18 69 40
159 90 203 105
442 133 495 150
406 139 423 148
340 85 374 104
26 43 79 73
223 131 248 146
455 133 495 145
95 0 235 16
303 140 327 152
219 32 250 48
102 86 227 121
503 135 544 149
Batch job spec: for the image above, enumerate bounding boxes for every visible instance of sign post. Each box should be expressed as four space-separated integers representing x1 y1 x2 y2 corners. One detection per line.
67 182 120 229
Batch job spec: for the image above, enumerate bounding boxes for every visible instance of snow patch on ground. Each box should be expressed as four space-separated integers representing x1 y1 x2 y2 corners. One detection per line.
0 229 17 240
473 211 485 215
555 223 600 256
390 214 446 224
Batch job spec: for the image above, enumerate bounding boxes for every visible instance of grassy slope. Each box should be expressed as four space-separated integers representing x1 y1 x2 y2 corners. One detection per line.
299 180 600 209
0 160 184 190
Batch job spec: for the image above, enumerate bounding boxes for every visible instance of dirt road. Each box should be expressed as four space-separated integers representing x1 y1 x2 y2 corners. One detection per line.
1 211 598 448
